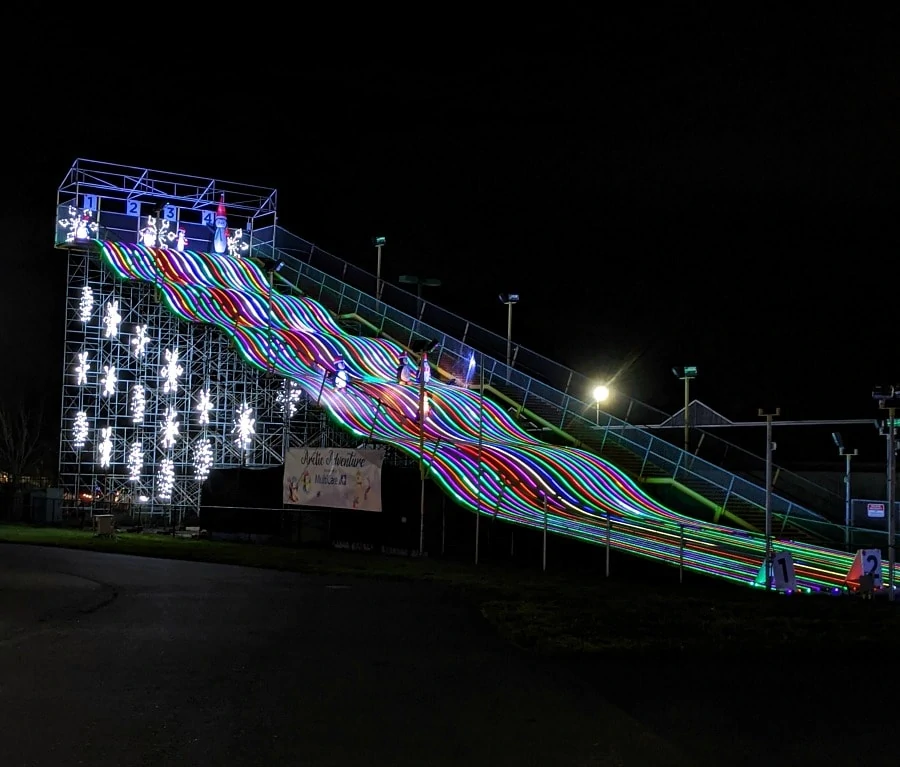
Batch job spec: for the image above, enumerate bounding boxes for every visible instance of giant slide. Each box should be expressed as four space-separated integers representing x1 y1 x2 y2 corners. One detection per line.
97 240 884 592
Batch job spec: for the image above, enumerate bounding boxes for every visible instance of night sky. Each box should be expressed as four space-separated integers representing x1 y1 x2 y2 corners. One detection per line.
6 11 900 458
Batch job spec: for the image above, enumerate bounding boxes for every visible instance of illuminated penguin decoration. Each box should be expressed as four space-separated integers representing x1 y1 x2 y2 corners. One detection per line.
396 353 412 385
333 357 349 390
213 195 228 254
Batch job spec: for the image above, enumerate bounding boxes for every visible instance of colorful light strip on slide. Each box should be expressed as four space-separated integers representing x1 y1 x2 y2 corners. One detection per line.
96 240 890 592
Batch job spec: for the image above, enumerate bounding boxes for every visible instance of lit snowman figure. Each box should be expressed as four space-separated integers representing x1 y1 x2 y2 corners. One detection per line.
140 216 159 248
75 213 91 241
175 228 188 251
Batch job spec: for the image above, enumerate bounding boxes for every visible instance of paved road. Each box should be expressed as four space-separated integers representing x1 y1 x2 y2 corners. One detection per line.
0 545 686 767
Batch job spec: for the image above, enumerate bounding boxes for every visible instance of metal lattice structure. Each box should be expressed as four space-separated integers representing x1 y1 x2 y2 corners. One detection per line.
55 160 375 524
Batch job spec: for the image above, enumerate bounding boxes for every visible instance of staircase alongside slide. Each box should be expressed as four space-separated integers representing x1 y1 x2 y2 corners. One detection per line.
252 226 845 546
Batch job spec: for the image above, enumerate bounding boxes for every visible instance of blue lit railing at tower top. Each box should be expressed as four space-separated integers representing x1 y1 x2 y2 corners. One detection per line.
240 225 847 542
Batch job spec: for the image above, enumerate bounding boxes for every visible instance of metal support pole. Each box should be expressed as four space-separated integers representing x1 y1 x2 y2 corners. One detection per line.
542 494 548 572
266 269 275 374
679 524 684 584
418 366 426 556
316 369 328 406
367 401 383 441
759 408 780 591
889 406 896 601
506 301 513 370
375 242 383 301
475 352 485 565
844 451 853 550
684 377 690 454
605 512 612 577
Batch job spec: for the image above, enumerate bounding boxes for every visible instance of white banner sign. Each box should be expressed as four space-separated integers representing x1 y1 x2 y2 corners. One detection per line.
283 447 383 512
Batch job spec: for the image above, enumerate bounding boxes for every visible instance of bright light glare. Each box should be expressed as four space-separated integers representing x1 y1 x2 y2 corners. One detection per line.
592 384 610 403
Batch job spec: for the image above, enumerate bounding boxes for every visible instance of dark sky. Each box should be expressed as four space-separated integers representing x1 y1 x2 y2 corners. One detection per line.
6 9 900 456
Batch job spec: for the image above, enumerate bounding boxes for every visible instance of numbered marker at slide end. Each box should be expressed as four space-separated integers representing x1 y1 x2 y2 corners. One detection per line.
125 200 141 217
163 205 178 221
83 194 97 211
201 210 214 227
849 548 883 589
773 551 797 592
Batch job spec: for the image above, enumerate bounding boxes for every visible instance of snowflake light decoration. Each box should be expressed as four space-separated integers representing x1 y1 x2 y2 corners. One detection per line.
161 348 183 393
131 384 145 424
192 438 214 482
72 411 89 449
75 351 90 385
227 228 249 258
131 324 150 358
139 215 176 249
78 286 94 322
127 441 143 482
277 379 302 418
103 300 122 338
196 388 214 426
157 458 175 501
101 365 117 397
233 402 256 450
97 426 113 468
58 206 98 244
161 407 180 449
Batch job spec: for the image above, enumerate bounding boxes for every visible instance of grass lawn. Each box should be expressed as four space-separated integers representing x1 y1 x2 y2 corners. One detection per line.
3 522 900 657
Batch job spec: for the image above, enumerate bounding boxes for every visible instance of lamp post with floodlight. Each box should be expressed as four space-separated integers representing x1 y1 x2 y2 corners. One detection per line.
499 293 519 369
373 236 385 300
592 384 610 425
400 274 441 319
672 366 698 454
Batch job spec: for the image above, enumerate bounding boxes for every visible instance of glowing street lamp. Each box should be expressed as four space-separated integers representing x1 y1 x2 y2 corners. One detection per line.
592 384 610 424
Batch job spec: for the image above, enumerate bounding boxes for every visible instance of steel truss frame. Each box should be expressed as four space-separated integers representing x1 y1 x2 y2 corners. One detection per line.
56 160 412 525
58 249 357 524
58 158 278 219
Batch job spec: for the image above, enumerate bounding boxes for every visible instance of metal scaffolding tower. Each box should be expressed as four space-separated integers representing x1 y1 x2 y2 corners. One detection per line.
55 159 369 524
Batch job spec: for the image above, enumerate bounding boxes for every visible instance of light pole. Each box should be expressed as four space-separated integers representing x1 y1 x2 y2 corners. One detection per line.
499 293 519 369
373 236 385 300
672 366 698 454
832 431 858 550
400 274 441 319
874 385 898 601
592 384 610 425
758 407 780 591
411 338 437 556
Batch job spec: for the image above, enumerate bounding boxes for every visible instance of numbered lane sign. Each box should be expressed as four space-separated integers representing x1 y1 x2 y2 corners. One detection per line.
83 194 98 211
845 548 884 591
772 551 797 591
861 548 882 587
163 204 178 221
125 200 141 217
201 210 215 227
